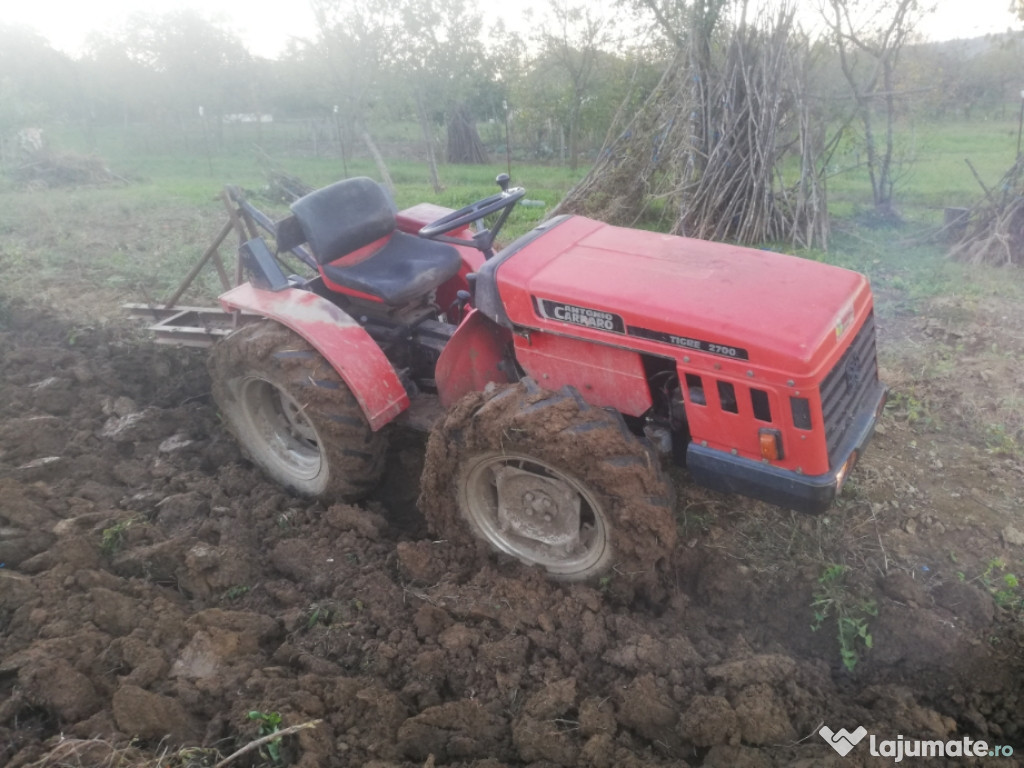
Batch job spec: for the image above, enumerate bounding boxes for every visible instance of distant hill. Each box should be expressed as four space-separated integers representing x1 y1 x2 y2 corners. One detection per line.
913 29 1024 57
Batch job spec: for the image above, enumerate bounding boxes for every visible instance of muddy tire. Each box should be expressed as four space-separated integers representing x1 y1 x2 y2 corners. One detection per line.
420 379 676 582
209 321 387 500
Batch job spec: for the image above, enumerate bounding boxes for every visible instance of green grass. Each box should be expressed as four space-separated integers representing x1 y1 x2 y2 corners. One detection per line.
815 118 1018 223
0 121 588 311
2 116 1019 314
810 563 878 672
41 121 585 213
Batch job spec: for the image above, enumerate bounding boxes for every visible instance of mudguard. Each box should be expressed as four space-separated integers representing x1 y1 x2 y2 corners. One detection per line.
218 283 409 430
435 308 513 408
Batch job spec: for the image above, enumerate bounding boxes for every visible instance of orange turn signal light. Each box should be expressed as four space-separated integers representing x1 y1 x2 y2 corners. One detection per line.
836 450 858 492
759 428 784 461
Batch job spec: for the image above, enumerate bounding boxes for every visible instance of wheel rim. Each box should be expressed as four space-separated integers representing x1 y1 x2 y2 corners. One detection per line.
237 377 323 481
461 453 609 576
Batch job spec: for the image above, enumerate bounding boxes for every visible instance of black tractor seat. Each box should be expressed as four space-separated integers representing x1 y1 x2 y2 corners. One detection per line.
285 177 462 306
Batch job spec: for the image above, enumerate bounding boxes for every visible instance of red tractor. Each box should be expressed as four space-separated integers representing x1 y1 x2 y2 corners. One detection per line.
206 174 886 582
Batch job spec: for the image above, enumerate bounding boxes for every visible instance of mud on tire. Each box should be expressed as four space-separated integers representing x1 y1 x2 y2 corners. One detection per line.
420 379 677 582
209 321 386 500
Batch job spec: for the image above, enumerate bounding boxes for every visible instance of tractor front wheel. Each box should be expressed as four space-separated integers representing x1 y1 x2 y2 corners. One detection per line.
420 379 677 583
209 321 386 500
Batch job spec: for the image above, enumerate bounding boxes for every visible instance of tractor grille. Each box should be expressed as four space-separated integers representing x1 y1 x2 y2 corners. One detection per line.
820 312 879 466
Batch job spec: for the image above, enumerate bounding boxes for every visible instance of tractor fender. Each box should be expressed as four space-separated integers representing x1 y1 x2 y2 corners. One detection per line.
435 308 514 408
218 283 409 431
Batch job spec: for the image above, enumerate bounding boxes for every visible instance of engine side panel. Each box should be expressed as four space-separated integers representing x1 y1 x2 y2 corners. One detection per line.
513 331 652 417
218 283 409 430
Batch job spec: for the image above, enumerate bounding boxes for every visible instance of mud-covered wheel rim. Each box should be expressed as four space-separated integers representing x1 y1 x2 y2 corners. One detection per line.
459 451 610 577
236 375 324 482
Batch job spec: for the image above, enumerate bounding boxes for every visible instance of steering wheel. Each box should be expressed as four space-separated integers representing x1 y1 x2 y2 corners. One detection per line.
419 175 526 256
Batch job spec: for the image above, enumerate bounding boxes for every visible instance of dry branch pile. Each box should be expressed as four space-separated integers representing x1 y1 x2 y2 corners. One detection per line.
9 150 123 189
949 159 1024 266
265 170 314 203
553 5 830 250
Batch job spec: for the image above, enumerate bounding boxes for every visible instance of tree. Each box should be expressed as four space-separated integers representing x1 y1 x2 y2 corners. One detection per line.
536 0 617 170
308 0 398 187
899 37 1024 121
0 25 82 170
309 0 503 186
83 11 255 152
818 0 933 221
80 35 160 131
513 42 653 164
392 0 494 185
0 26 77 137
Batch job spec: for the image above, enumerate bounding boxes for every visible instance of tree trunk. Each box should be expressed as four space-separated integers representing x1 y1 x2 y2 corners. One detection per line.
568 103 581 171
446 104 489 164
416 94 442 193
360 128 393 191
879 58 897 215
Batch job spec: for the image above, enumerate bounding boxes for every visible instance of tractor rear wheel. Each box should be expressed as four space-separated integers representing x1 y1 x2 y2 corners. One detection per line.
420 379 676 582
209 321 386 500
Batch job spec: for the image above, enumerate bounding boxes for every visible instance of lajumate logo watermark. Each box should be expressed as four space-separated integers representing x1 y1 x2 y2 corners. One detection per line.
820 724 1015 762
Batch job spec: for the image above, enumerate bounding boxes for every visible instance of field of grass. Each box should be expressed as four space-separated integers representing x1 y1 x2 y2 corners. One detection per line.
0 115 1019 318
38 115 1020 223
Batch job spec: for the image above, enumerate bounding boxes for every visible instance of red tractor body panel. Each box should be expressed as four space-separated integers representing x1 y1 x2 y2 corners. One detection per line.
513 332 652 416
219 283 409 430
435 308 513 408
489 216 880 480
397 203 473 241
495 217 870 378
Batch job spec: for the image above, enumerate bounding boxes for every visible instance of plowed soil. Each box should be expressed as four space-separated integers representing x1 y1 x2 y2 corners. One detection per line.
1 282 1023 768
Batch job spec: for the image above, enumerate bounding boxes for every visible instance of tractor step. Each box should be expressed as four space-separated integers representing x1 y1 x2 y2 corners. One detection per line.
396 393 445 433
124 304 260 348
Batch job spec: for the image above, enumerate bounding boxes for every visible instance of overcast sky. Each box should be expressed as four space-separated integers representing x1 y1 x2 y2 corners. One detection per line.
5 0 1021 59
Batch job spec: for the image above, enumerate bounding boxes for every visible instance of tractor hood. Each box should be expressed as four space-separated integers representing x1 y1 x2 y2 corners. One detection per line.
488 216 874 380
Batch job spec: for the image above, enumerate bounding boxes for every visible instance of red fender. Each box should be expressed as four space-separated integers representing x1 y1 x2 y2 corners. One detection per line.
218 283 408 430
435 308 514 408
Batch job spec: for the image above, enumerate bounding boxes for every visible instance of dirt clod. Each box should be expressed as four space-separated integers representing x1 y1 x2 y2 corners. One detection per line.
112 685 200 743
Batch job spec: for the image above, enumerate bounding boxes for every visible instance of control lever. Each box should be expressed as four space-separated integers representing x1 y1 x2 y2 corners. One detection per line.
448 288 473 318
